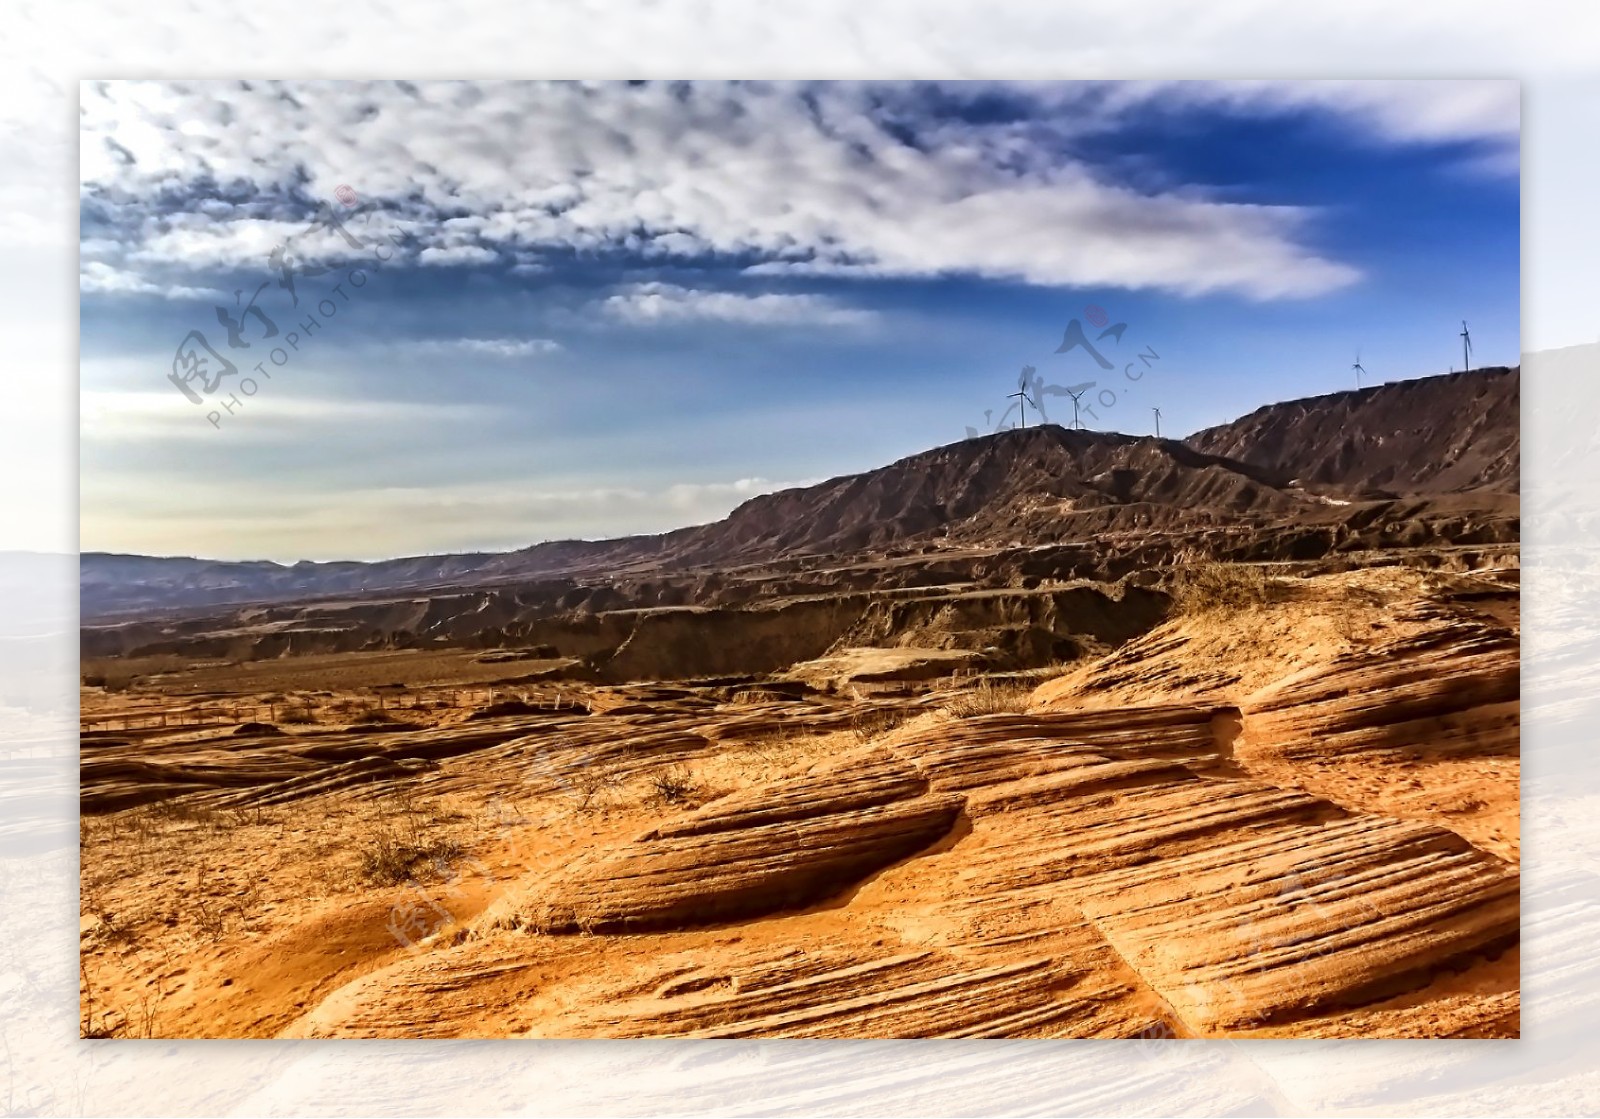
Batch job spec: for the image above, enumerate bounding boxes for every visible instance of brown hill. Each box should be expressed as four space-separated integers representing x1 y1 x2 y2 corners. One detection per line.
659 427 1296 562
1185 367 1519 495
81 369 1520 621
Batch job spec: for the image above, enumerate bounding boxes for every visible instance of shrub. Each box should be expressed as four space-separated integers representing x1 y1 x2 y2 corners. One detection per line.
357 833 464 886
569 766 625 813
648 765 699 806
1171 561 1273 613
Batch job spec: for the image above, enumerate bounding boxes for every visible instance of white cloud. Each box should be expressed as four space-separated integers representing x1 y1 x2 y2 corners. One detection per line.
662 476 820 510
509 257 549 277
410 337 563 357
130 217 308 271
78 261 225 301
601 282 877 326
1078 80 1519 151
417 244 499 266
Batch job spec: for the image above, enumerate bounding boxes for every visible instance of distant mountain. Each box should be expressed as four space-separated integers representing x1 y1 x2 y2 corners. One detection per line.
81 368 1521 621
80 431 1306 619
1185 367 1518 494
80 551 511 619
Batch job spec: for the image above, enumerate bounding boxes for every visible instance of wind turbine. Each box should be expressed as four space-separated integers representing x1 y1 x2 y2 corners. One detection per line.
1065 385 1090 430
1152 406 1162 438
1460 320 1473 372
1352 349 1367 388
1007 368 1038 430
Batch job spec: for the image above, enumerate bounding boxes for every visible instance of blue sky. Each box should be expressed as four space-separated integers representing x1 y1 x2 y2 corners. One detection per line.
79 80 1520 562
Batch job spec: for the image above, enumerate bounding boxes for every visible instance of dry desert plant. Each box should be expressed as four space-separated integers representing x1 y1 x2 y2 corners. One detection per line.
84 905 139 950
149 798 227 831
190 895 230 942
129 988 163 1039
186 861 247 941
944 680 1034 717
741 724 810 765
647 765 700 806
568 765 626 814
79 958 119 1039
848 707 911 744
357 832 464 886
353 793 466 886
1172 560 1274 613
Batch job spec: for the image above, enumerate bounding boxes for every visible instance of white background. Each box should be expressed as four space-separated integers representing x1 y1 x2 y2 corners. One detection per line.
2 2 1597 1113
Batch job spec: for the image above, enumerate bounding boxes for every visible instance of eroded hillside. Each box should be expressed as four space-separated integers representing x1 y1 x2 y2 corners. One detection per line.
80 368 1519 626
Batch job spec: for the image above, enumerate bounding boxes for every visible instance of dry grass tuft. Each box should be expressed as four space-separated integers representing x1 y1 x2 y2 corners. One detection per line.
849 707 912 744
944 680 1034 717
1171 560 1274 613
353 794 466 886
740 725 806 766
357 834 465 886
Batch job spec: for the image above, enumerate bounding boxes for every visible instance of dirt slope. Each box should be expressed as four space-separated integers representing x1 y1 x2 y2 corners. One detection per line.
1186 367 1519 494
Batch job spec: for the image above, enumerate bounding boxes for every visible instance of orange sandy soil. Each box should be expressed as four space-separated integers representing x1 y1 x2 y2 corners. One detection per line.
79 565 1519 1039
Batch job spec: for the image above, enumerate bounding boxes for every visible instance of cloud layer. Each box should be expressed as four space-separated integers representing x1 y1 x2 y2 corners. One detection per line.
73 81 1514 304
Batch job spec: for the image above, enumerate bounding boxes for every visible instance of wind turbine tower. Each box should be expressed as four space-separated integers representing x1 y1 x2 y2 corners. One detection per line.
1065 386 1090 430
1007 369 1037 430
